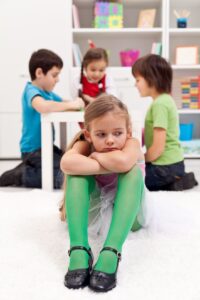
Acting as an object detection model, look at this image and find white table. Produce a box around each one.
[41,111,83,191]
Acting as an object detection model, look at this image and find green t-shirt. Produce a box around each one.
[145,94,183,165]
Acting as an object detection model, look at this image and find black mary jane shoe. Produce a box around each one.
[64,246,93,289]
[89,246,121,292]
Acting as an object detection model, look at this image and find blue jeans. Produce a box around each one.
[21,145,64,189]
[145,161,185,191]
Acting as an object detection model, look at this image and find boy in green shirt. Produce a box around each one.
[132,54,198,191]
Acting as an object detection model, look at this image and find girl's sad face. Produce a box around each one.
[84,111,131,153]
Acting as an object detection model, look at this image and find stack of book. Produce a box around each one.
[181,76,200,109]
[181,79,190,108]
[190,77,199,109]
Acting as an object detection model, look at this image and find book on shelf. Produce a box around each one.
[151,42,162,55]
[137,9,156,28]
[72,4,80,28]
[72,43,82,67]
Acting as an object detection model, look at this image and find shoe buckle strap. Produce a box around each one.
[68,246,93,259]
[100,246,122,261]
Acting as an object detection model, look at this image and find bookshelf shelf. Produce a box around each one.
[169,28,200,35]
[184,154,200,158]
[178,109,200,114]
[172,65,200,70]
[72,28,163,34]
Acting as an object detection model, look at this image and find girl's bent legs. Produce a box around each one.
[66,175,95,270]
[95,166,144,273]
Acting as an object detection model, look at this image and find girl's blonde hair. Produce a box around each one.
[84,94,131,130]
[60,94,131,221]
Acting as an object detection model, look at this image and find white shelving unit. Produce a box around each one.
[69,0,200,158]
[168,0,200,158]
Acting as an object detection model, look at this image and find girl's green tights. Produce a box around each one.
[65,166,144,273]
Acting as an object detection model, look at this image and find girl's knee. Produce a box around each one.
[67,174,95,192]
[119,165,143,183]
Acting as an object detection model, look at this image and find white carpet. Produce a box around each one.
[0,189,200,300]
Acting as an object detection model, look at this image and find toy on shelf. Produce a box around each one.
[173,9,190,28]
[88,39,96,48]
[94,1,123,29]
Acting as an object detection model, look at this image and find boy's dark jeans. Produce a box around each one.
[145,161,185,191]
[0,145,63,189]
[21,145,64,189]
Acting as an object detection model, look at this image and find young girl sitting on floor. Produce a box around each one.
[60,95,149,292]
[132,54,198,191]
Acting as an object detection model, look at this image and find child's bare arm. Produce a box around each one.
[82,94,96,104]
[90,138,141,173]
[145,128,166,162]
[32,96,84,113]
[60,141,109,175]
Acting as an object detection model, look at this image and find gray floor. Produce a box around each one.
[0,159,200,191]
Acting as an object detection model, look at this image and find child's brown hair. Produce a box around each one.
[132,54,172,94]
[29,49,63,81]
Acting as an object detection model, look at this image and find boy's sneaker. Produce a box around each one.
[169,172,198,191]
[0,163,23,187]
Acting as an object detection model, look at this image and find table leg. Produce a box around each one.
[60,122,67,152]
[41,120,53,190]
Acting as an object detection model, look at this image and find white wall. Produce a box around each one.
[0,0,70,158]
